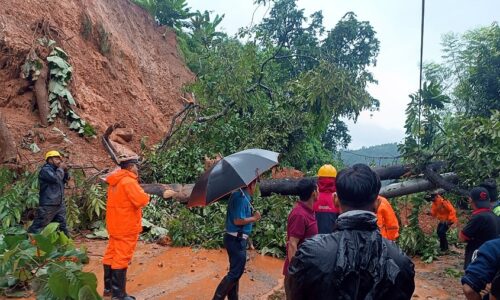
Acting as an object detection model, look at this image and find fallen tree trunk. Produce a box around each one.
[372,164,412,181]
[0,112,17,163]
[140,164,418,201]
[141,172,459,203]
[34,62,49,127]
[379,173,458,198]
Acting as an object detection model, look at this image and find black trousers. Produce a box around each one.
[28,205,68,236]
[437,222,450,251]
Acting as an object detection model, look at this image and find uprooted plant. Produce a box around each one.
[21,31,95,137]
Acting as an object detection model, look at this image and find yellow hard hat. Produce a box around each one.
[317,164,337,177]
[45,150,61,160]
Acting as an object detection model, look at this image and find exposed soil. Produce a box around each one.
[82,239,464,300]
[0,0,194,169]
[82,239,284,300]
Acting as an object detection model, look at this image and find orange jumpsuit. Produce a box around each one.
[377,196,400,241]
[103,169,149,269]
[430,195,457,223]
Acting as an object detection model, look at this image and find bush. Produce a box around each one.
[142,192,295,257]
[0,168,39,229]
[0,225,99,299]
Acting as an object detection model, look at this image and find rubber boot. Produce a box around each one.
[212,276,236,300]
[103,265,112,297]
[227,280,239,300]
[111,269,136,300]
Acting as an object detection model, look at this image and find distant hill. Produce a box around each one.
[340,143,401,167]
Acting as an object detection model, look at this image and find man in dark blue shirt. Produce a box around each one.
[28,150,70,236]
[212,180,261,300]
[462,238,500,300]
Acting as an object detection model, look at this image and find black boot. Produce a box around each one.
[213,276,236,300]
[111,269,135,300]
[103,265,112,297]
[227,280,239,300]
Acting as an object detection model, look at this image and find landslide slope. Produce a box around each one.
[0,0,193,167]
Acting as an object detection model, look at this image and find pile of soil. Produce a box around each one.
[0,0,194,169]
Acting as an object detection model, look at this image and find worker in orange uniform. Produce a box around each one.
[313,164,339,234]
[102,157,149,300]
[376,196,400,241]
[426,192,457,252]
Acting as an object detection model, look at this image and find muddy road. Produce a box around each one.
[80,239,466,300]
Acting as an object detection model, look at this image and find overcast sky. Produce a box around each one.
[187,0,499,149]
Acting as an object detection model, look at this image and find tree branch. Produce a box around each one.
[159,103,197,150]
[102,123,125,165]
[195,100,235,123]
[423,161,469,196]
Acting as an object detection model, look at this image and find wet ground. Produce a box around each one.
[81,239,466,300]
[83,239,284,300]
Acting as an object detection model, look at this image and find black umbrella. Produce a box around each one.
[187,149,280,207]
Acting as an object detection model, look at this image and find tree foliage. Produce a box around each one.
[427,23,500,117]
[401,24,499,188]
[142,0,381,182]
[133,0,194,30]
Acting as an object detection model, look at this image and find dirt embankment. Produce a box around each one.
[0,0,194,168]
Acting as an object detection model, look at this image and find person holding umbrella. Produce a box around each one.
[187,149,279,300]
[212,179,261,300]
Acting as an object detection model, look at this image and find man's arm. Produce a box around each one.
[459,231,470,242]
[39,166,60,183]
[461,240,500,298]
[233,211,261,225]
[384,204,400,240]
[462,284,482,300]
[126,181,150,208]
[287,237,300,262]
[430,202,437,217]
[460,216,480,242]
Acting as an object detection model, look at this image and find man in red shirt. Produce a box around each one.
[283,178,319,298]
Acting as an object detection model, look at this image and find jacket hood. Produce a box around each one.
[317,177,336,193]
[337,210,378,231]
[105,169,137,186]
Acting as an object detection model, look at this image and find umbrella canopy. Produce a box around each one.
[187,149,279,207]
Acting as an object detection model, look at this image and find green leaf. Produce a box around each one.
[33,234,54,254]
[48,271,70,298]
[77,272,98,290]
[65,90,76,105]
[29,143,41,153]
[4,235,25,249]
[41,222,60,236]
[52,47,69,59]
[47,55,70,71]
[48,80,66,96]
[78,285,100,300]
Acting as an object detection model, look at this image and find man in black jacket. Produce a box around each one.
[28,150,70,236]
[286,163,415,300]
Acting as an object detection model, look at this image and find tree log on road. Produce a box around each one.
[140,172,460,203]
[379,173,458,198]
